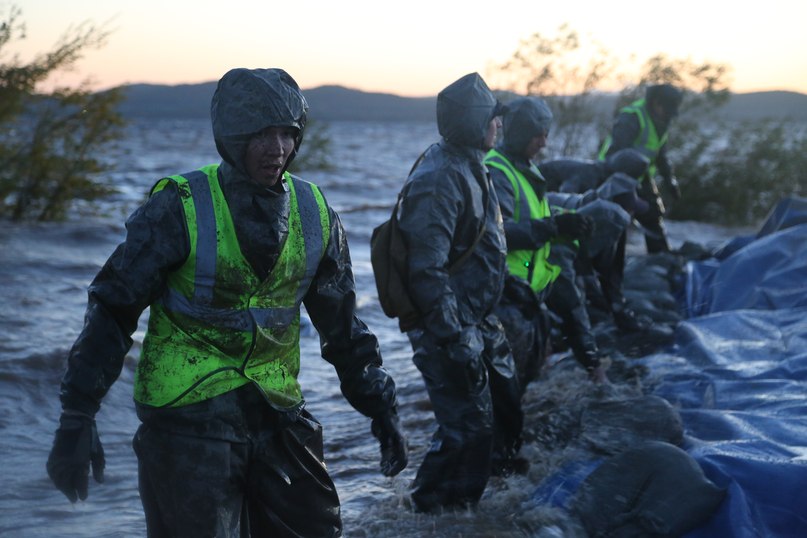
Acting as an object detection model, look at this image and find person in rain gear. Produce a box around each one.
[396,72,522,512]
[540,147,650,194]
[544,174,656,342]
[484,96,607,385]
[46,67,407,537]
[538,152,657,333]
[598,83,684,253]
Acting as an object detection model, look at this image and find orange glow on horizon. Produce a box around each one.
[12,0,807,97]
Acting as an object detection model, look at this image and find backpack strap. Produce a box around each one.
[399,148,487,274]
[448,204,485,274]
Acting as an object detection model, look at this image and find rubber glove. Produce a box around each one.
[447,338,486,392]
[47,410,105,502]
[554,212,594,240]
[371,410,408,477]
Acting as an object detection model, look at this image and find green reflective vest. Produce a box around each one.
[485,149,560,293]
[598,98,667,181]
[134,164,330,408]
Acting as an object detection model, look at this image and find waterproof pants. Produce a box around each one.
[408,315,520,512]
[133,408,341,538]
[546,243,600,369]
[482,315,526,465]
[589,228,627,309]
[546,262,599,368]
[495,277,551,391]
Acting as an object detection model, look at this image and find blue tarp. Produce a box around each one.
[534,197,807,537]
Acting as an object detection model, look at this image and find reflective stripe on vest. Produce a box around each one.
[135,164,330,408]
[598,98,667,181]
[485,150,560,292]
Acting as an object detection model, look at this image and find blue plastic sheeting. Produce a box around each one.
[756,197,807,238]
[685,197,807,317]
[645,198,807,537]
[530,458,602,510]
[532,197,807,536]
[643,307,807,537]
[711,197,807,261]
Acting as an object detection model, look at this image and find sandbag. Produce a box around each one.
[580,395,684,455]
[571,441,726,537]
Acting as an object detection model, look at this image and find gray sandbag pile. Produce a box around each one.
[570,441,726,538]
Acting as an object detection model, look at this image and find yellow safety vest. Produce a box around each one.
[485,150,560,292]
[135,164,330,408]
[598,98,667,181]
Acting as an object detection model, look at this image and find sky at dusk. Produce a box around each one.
[11,0,807,96]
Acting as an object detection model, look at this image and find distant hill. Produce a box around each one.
[115,82,218,119]
[713,91,807,121]
[114,82,807,123]
[115,83,437,122]
[305,85,435,122]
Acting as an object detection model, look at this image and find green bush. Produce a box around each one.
[670,121,806,224]
[288,120,333,174]
[0,5,125,221]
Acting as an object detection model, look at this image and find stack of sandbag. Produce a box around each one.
[527,395,726,538]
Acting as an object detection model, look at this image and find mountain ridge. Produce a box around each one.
[113,82,807,123]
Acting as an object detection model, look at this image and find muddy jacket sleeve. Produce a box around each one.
[60,185,189,415]
[303,208,397,418]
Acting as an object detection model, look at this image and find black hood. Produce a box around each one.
[210,68,308,175]
[500,96,553,157]
[436,72,500,150]
[646,83,683,117]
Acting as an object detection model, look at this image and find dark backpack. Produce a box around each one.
[370,193,421,332]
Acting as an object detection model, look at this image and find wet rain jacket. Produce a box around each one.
[486,95,560,298]
[540,148,650,194]
[540,158,609,193]
[598,98,671,182]
[61,69,397,438]
[547,185,631,262]
[397,74,507,344]
[485,148,560,293]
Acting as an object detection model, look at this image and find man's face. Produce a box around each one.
[524,130,549,161]
[483,116,502,151]
[244,126,297,187]
[649,101,674,124]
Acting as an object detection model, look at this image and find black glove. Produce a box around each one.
[554,212,594,240]
[447,339,486,392]
[47,410,105,502]
[529,218,558,245]
[371,410,408,477]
